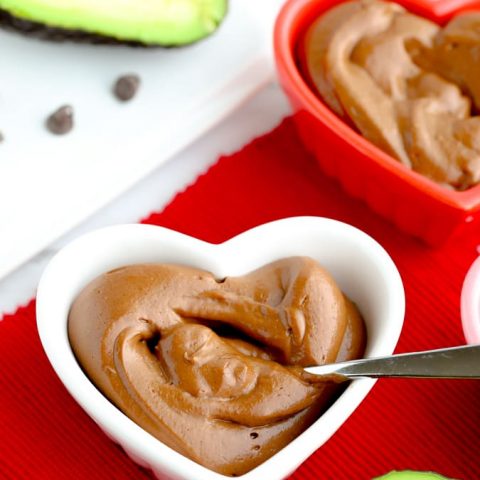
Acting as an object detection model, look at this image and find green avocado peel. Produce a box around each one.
[0,0,228,45]
[375,471,454,480]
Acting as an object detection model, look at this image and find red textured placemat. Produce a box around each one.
[2,117,480,480]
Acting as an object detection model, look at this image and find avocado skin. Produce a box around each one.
[0,5,227,47]
[0,9,140,45]
[374,471,454,479]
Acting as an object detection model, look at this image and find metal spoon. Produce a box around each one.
[304,345,480,381]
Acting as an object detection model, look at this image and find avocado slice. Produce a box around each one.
[0,0,227,46]
[375,471,454,480]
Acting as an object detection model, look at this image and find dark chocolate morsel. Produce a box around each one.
[113,74,141,102]
[46,105,74,135]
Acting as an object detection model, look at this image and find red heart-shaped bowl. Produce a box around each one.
[274,0,480,246]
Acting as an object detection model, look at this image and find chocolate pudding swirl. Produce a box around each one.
[304,0,480,190]
[68,257,366,476]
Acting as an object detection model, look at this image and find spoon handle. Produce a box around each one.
[304,345,480,380]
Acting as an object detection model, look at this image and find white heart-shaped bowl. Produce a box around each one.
[36,217,405,480]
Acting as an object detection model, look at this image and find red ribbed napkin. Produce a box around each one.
[2,117,480,480]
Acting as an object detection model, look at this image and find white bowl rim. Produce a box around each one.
[461,255,480,344]
[36,216,405,480]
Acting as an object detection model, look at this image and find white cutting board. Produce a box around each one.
[0,0,282,281]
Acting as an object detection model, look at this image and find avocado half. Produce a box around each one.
[0,0,228,46]
[375,471,453,480]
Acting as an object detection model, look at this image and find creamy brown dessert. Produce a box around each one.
[304,0,480,190]
[68,257,366,476]
[414,13,480,113]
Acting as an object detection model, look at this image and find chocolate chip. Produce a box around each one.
[250,432,258,439]
[113,74,141,101]
[46,105,74,135]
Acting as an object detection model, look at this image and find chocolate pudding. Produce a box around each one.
[68,257,366,476]
[304,0,480,190]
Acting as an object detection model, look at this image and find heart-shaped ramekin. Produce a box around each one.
[274,0,480,246]
[36,217,405,480]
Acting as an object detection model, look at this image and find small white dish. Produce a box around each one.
[36,217,405,480]
[461,256,480,344]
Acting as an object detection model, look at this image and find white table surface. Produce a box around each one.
[0,0,283,281]
[0,84,291,316]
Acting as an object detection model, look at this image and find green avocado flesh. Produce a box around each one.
[0,0,228,45]
[375,471,453,480]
